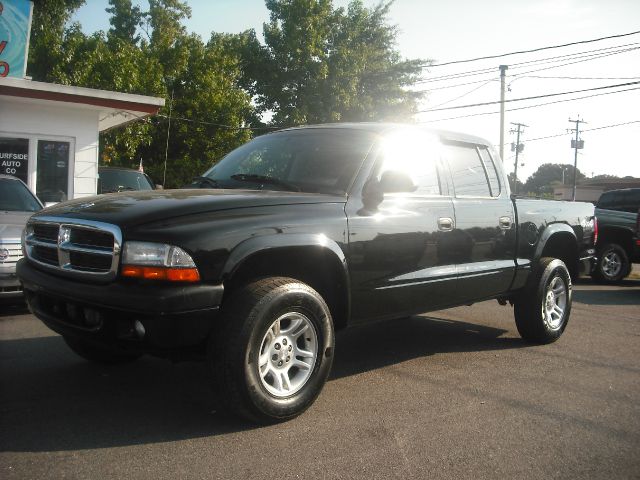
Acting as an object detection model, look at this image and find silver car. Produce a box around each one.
[0,175,43,301]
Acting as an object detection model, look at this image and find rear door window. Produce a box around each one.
[444,143,491,197]
[478,147,501,197]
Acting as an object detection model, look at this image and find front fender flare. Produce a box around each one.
[221,233,348,280]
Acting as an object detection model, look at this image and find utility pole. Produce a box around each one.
[568,116,586,201]
[163,83,175,188]
[510,122,527,195]
[499,65,508,162]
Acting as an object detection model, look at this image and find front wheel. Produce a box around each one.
[514,257,572,344]
[207,277,334,423]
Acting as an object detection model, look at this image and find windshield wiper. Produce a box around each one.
[190,176,220,188]
[230,174,301,192]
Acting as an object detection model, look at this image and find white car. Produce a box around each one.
[0,175,43,302]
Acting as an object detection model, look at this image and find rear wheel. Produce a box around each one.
[207,277,334,423]
[591,242,630,284]
[514,257,572,344]
[63,336,141,364]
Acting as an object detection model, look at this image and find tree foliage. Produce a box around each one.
[27,0,86,82]
[523,163,586,196]
[245,0,425,126]
[106,0,143,44]
[26,0,426,187]
[507,172,524,194]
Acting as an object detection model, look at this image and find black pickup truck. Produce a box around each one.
[17,123,596,422]
[591,188,640,283]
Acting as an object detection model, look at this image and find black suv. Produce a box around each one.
[592,188,640,283]
[98,167,156,194]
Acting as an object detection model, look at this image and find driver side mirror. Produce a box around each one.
[362,179,384,212]
[379,170,417,194]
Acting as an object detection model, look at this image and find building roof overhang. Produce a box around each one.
[0,77,165,131]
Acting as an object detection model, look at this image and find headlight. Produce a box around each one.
[121,241,200,282]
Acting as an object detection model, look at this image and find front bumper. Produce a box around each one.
[0,273,23,300]
[17,259,224,354]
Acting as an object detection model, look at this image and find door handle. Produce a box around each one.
[499,216,512,230]
[438,217,454,232]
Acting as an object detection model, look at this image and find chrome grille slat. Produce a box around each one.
[24,217,122,282]
[0,242,23,265]
[60,243,113,256]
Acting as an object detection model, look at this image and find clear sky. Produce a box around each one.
[73,0,640,181]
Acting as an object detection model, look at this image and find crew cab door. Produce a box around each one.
[345,131,458,323]
[440,140,517,302]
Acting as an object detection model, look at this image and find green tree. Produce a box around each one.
[591,174,620,181]
[27,0,86,82]
[27,0,257,188]
[144,0,192,80]
[136,33,255,187]
[245,0,425,126]
[523,163,586,196]
[106,0,143,44]
[507,172,524,194]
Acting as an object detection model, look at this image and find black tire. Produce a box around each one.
[63,336,142,364]
[514,257,572,344]
[591,242,630,284]
[207,277,334,423]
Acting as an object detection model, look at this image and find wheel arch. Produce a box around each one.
[596,226,634,256]
[221,234,350,330]
[534,224,579,278]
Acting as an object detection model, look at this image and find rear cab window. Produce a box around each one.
[443,142,499,198]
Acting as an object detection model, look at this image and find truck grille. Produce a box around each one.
[24,217,122,281]
[0,242,23,266]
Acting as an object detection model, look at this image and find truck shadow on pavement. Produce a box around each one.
[0,315,523,452]
[331,315,521,380]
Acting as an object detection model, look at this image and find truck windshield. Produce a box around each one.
[98,169,155,193]
[199,129,376,194]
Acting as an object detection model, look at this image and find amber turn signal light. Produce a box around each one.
[121,265,200,282]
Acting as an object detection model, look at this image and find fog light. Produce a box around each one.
[83,308,103,328]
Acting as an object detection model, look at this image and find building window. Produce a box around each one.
[36,140,70,203]
[0,137,29,184]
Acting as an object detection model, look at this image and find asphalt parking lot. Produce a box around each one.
[1,277,639,480]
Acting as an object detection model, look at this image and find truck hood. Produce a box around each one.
[1,211,34,240]
[30,189,346,228]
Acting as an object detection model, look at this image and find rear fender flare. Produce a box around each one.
[533,223,577,264]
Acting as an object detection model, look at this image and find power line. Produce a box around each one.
[415,76,499,91]
[417,87,640,123]
[156,114,278,131]
[417,69,640,93]
[509,46,640,78]
[526,120,640,142]
[421,30,640,67]
[418,81,640,113]
[417,42,640,83]
[424,80,496,109]
[509,75,640,81]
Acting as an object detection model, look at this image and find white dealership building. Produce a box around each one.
[0,76,164,202]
